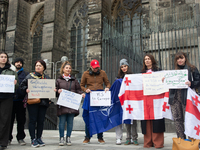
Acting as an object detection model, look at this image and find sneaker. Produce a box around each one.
[83,137,90,144]
[98,138,105,144]
[59,137,64,146]
[133,140,139,145]
[31,139,39,148]
[124,140,131,145]
[18,139,26,146]
[8,140,11,145]
[37,138,45,146]
[116,139,121,145]
[66,137,71,146]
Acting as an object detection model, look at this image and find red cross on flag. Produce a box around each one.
[162,92,173,120]
[185,88,200,139]
[118,73,171,121]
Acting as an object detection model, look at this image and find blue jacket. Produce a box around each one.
[14,68,28,101]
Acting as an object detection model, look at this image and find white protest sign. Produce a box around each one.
[164,69,188,89]
[143,72,168,95]
[57,89,82,110]
[28,79,55,98]
[0,75,15,93]
[90,91,111,106]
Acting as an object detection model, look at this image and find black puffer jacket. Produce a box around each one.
[169,65,200,106]
[20,72,51,107]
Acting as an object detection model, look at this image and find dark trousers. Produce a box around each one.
[27,104,47,140]
[9,101,26,141]
[85,125,103,139]
[0,98,13,147]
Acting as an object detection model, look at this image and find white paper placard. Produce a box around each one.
[57,89,82,110]
[164,69,188,89]
[28,79,55,98]
[143,72,168,95]
[0,75,15,93]
[90,91,111,106]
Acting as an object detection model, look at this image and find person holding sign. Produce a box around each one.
[20,60,51,148]
[81,59,111,144]
[168,52,200,140]
[115,59,138,146]
[141,54,165,149]
[0,52,18,150]
[56,61,84,146]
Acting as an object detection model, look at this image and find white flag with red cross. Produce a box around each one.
[162,92,173,120]
[118,73,172,121]
[185,88,200,139]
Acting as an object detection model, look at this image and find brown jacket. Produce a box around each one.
[80,69,111,92]
[56,75,82,116]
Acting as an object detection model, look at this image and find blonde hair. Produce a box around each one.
[60,61,72,75]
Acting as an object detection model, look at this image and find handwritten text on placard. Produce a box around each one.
[0,75,15,93]
[143,72,168,95]
[28,79,55,98]
[57,89,82,110]
[90,91,111,106]
[164,69,188,89]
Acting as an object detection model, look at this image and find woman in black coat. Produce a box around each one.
[141,54,165,149]
[20,60,50,148]
[169,51,200,139]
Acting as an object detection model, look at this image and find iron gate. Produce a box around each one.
[102,1,200,84]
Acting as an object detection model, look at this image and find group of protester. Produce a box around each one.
[0,50,199,149]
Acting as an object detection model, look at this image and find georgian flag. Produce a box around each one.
[118,73,173,121]
[185,88,200,139]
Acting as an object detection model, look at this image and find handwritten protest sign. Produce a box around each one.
[164,69,188,89]
[90,91,111,106]
[57,89,82,110]
[143,72,168,95]
[0,75,15,93]
[28,79,55,98]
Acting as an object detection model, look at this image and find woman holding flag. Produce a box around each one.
[115,59,139,146]
[56,61,85,146]
[169,51,200,140]
[141,54,165,149]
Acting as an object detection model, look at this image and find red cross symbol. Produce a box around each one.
[124,77,131,86]
[192,95,200,106]
[126,105,133,114]
[194,125,200,136]
[162,102,170,112]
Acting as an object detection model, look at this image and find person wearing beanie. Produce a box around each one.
[80,59,111,144]
[8,58,28,146]
[115,59,138,146]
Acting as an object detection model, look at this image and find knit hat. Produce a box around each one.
[120,59,129,66]
[13,58,24,67]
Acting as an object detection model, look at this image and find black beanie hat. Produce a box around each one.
[13,58,24,66]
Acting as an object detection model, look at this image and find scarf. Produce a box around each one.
[63,74,71,81]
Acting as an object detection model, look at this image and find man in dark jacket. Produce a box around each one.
[9,58,28,146]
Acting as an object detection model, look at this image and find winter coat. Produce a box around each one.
[169,64,200,106]
[14,68,29,101]
[80,69,111,92]
[20,72,50,107]
[0,64,18,99]
[141,67,165,134]
[56,75,82,117]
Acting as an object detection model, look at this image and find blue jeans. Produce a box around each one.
[59,114,75,137]
[85,125,103,139]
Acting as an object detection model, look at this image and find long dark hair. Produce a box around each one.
[141,54,158,73]
[117,65,132,79]
[0,51,9,65]
[174,51,195,71]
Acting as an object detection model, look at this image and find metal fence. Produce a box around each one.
[102,2,200,84]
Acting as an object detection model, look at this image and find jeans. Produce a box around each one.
[85,125,103,139]
[59,114,75,137]
[27,104,47,140]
